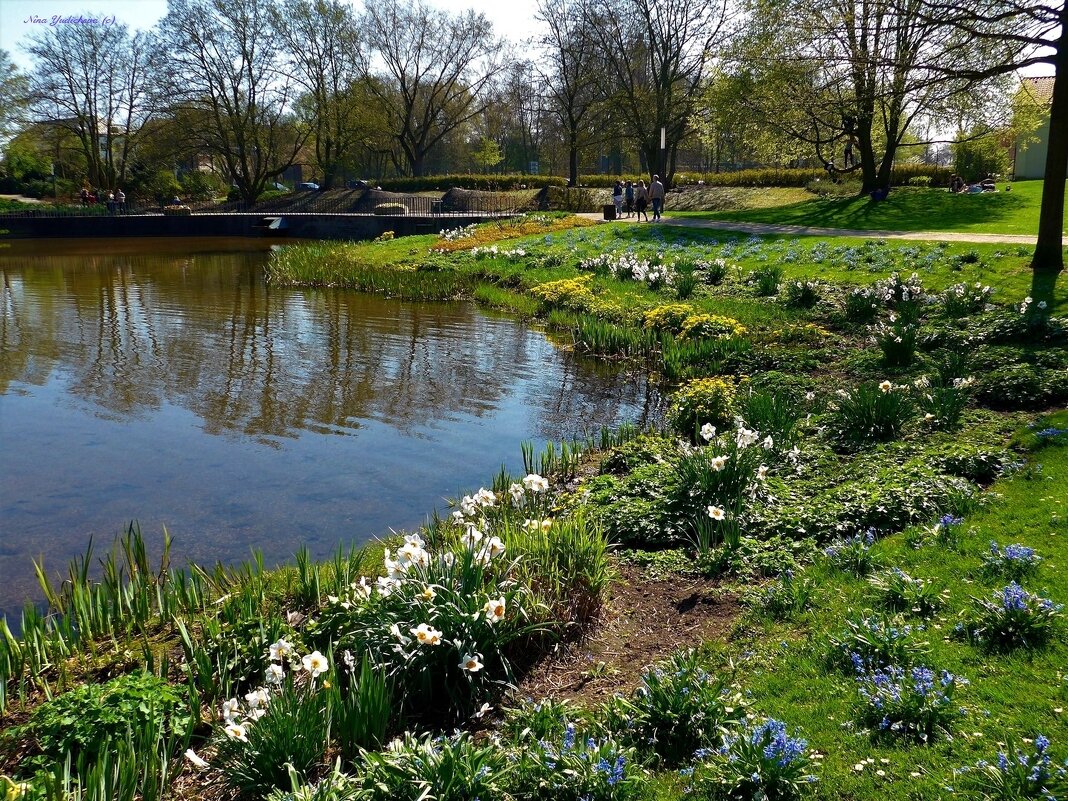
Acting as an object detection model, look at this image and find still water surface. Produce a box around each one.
[0,238,657,619]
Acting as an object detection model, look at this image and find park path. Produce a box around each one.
[579,212,1065,246]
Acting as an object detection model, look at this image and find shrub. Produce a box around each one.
[377,172,566,192]
[783,280,820,309]
[643,304,695,333]
[668,378,737,440]
[823,530,881,576]
[982,542,1042,581]
[16,673,188,771]
[855,665,966,743]
[739,387,803,446]
[874,320,918,367]
[965,736,1067,800]
[868,568,946,617]
[830,612,930,673]
[692,718,817,800]
[603,650,746,766]
[511,728,645,801]
[941,282,994,317]
[829,382,914,445]
[914,377,970,431]
[210,667,330,797]
[531,275,595,310]
[356,733,510,801]
[750,265,784,296]
[908,175,933,187]
[678,313,746,341]
[962,583,1062,651]
[843,287,881,324]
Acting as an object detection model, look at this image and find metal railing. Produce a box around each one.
[0,189,533,219]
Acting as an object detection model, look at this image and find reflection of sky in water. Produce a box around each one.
[0,239,659,620]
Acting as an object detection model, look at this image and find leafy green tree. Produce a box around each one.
[952,128,1011,180]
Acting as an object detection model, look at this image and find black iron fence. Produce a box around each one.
[0,188,534,219]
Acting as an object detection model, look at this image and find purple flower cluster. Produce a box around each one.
[856,665,966,741]
[752,719,808,768]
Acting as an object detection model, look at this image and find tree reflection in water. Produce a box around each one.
[0,238,659,619]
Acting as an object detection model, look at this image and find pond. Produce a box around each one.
[0,238,659,621]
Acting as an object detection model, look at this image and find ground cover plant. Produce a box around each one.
[3,213,1068,801]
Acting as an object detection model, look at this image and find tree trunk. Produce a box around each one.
[1030,31,1067,278]
[568,140,579,186]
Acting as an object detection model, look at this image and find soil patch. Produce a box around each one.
[516,564,740,709]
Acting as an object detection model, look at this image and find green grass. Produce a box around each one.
[671,180,1067,236]
[714,431,1068,800]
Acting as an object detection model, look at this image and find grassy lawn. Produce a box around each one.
[670,180,1067,236]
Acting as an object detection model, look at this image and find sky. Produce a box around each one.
[0,0,545,69]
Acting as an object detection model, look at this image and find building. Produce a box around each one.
[1013,76,1055,180]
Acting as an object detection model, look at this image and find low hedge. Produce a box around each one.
[377,173,566,192]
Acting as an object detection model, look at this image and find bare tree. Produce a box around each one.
[22,23,152,189]
[588,0,731,186]
[0,50,28,146]
[536,0,603,185]
[359,0,503,177]
[155,0,308,203]
[272,0,365,188]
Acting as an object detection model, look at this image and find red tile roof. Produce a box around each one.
[1020,76,1056,106]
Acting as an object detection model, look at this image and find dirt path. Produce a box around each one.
[579,212,1065,245]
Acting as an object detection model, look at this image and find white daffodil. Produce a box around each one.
[475,488,497,507]
[508,482,525,503]
[184,748,209,769]
[404,532,425,548]
[484,597,506,624]
[420,585,437,602]
[461,524,484,550]
[247,707,267,721]
[390,622,411,644]
[736,428,759,449]
[878,380,893,393]
[757,465,769,480]
[762,435,774,450]
[356,576,372,598]
[221,697,240,722]
[484,536,506,559]
[411,622,443,646]
[377,575,400,597]
[302,650,329,677]
[523,473,549,493]
[266,663,285,685]
[707,505,726,521]
[268,638,293,661]
[245,688,270,709]
[710,455,727,471]
[460,495,478,517]
[460,653,484,672]
[700,423,717,441]
[224,723,248,742]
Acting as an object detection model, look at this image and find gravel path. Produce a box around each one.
[579,212,1065,246]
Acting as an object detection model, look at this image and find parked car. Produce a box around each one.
[296,182,320,191]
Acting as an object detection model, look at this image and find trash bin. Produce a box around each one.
[603,204,616,221]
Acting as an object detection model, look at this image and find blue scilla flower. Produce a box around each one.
[1036,734,1050,753]
[562,724,575,752]
[609,755,625,785]
[1001,582,1030,611]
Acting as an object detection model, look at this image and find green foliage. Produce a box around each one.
[179,170,225,201]
[953,129,1011,181]
[962,583,1062,652]
[752,570,816,620]
[750,265,784,296]
[13,672,189,772]
[376,173,566,192]
[603,650,745,766]
[829,612,930,672]
[210,677,330,797]
[668,378,738,440]
[691,718,817,800]
[328,656,392,766]
[355,733,510,801]
[784,280,820,309]
[868,568,946,617]
[823,531,882,577]
[829,382,914,445]
[738,386,803,446]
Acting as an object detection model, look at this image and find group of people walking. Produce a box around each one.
[80,186,128,214]
[612,175,666,222]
